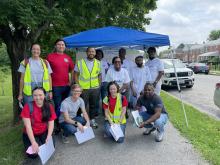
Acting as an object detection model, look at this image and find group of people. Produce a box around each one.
[18,39,168,158]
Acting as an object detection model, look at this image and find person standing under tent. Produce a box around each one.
[145,47,164,95]
[74,47,101,128]
[95,49,110,115]
[130,56,152,108]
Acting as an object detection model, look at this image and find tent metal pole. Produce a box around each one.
[172,59,189,127]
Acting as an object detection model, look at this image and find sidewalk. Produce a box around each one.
[24,117,209,165]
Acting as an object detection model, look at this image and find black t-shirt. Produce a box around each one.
[136,94,167,115]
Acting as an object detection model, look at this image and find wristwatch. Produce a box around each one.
[74,121,78,126]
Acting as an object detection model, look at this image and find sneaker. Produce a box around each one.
[90,119,98,129]
[143,127,156,135]
[62,134,70,144]
[155,129,164,142]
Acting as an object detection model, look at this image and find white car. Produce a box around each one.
[161,59,194,88]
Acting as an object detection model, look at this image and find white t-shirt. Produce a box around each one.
[121,58,135,77]
[101,59,109,82]
[145,58,164,95]
[145,58,164,84]
[105,68,130,88]
[131,66,152,95]
[18,58,53,83]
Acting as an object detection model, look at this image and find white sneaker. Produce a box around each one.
[155,129,164,142]
[90,119,98,129]
[62,134,70,144]
[143,127,156,135]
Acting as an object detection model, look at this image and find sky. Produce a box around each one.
[145,0,220,49]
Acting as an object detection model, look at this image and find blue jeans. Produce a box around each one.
[104,121,126,143]
[139,111,168,133]
[60,116,86,137]
[52,86,70,117]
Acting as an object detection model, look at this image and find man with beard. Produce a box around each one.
[145,47,164,95]
[74,47,101,128]
[130,56,152,107]
[136,83,168,142]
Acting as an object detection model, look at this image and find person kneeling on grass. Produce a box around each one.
[20,87,56,159]
[103,81,128,143]
[59,84,90,143]
[136,83,168,142]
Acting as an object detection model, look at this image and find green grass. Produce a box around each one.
[0,73,24,165]
[161,91,220,165]
[0,125,23,165]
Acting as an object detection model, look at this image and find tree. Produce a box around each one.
[0,0,157,123]
[208,30,220,41]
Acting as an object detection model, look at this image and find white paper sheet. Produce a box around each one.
[75,126,95,144]
[38,137,55,165]
[109,124,124,141]
[131,110,143,127]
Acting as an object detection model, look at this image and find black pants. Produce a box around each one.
[23,131,54,159]
[81,88,100,120]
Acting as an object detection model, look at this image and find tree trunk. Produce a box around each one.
[6,39,31,124]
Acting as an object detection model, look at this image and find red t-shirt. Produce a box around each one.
[20,102,57,135]
[47,53,74,87]
[103,95,128,113]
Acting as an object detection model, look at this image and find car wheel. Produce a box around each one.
[186,85,193,88]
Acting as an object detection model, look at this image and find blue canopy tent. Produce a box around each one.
[63,26,170,49]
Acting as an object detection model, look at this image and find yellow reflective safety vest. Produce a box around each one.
[103,93,126,124]
[77,59,101,89]
[21,58,50,96]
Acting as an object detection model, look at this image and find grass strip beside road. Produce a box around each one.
[161,91,220,165]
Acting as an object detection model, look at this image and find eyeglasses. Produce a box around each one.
[73,90,82,93]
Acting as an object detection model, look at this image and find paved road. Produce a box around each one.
[23,117,209,165]
[165,74,220,119]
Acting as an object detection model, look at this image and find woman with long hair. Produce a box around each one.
[103,81,128,143]
[20,87,56,158]
[18,43,53,104]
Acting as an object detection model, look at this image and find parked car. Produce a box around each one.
[187,63,209,74]
[161,59,194,88]
[214,82,220,108]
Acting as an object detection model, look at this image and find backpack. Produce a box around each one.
[23,58,48,68]
[27,102,34,115]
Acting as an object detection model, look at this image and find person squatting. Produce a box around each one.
[18,42,168,159]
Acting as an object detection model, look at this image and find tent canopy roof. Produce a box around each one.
[63,26,170,49]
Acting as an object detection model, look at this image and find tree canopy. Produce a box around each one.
[0,0,157,122]
[208,30,220,41]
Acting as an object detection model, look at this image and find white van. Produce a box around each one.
[161,59,194,88]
